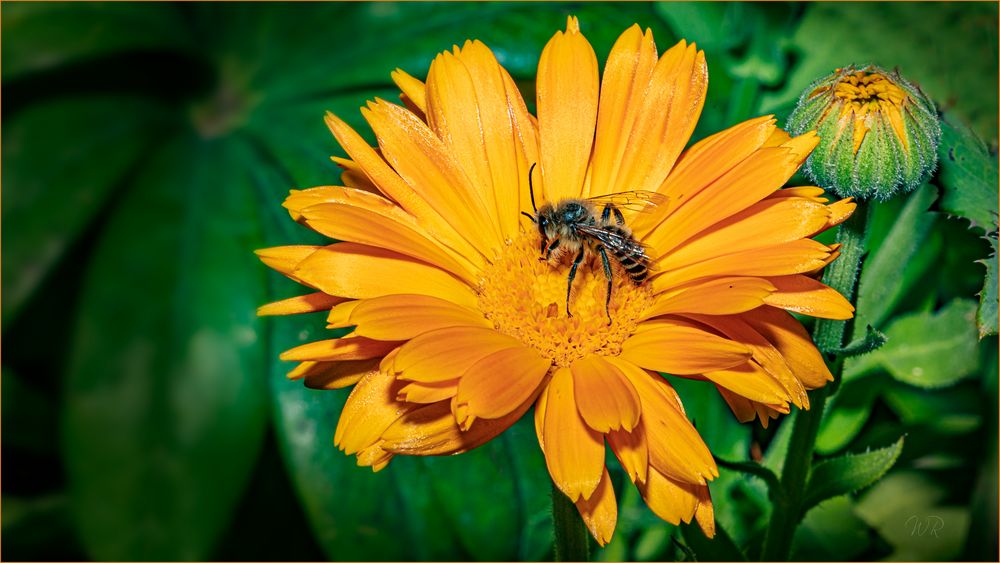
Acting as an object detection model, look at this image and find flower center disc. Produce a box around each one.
[834,71,908,113]
[478,234,655,367]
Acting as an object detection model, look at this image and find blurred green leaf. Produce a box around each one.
[804,437,904,512]
[763,3,999,140]
[2,494,83,561]
[790,496,871,561]
[681,520,745,562]
[978,236,998,338]
[2,369,58,454]
[63,135,269,560]
[855,471,971,561]
[1,3,192,80]
[854,183,938,334]
[1,97,165,326]
[937,114,1000,233]
[845,299,980,387]
[816,376,886,455]
[881,382,982,435]
[654,2,749,52]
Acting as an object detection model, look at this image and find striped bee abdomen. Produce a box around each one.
[600,225,648,285]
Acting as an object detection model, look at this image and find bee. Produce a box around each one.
[521,163,666,324]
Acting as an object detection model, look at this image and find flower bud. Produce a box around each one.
[787,64,941,201]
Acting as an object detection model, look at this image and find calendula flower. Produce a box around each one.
[787,64,941,200]
[258,18,855,545]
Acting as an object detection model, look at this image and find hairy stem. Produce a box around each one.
[760,202,871,561]
[552,482,590,562]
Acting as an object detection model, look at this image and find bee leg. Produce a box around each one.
[565,248,585,318]
[600,204,613,223]
[612,206,625,226]
[541,238,560,261]
[597,245,614,325]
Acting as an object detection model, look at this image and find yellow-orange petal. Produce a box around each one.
[294,243,478,308]
[350,294,490,341]
[356,442,394,472]
[763,275,855,320]
[612,41,707,197]
[648,132,820,254]
[608,424,649,484]
[391,68,427,114]
[326,300,361,329]
[426,40,528,241]
[280,335,398,362]
[591,24,657,198]
[334,368,413,455]
[393,326,525,382]
[256,245,321,281]
[571,355,641,433]
[396,379,458,404]
[652,239,833,290]
[380,394,533,455]
[453,346,551,425]
[537,16,599,201]
[687,314,808,408]
[716,386,757,423]
[662,197,831,271]
[639,468,701,525]
[608,357,717,485]
[621,320,751,375]
[766,185,829,202]
[293,358,380,390]
[633,116,777,237]
[643,276,776,319]
[362,99,502,255]
[700,362,792,405]
[694,485,716,538]
[575,467,618,547]
[301,201,478,284]
[324,112,483,265]
[258,292,345,316]
[744,306,833,389]
[541,367,605,502]
[816,197,856,234]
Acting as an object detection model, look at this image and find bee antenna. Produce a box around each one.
[528,162,538,213]
[520,211,536,223]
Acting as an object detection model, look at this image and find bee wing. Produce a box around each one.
[586,190,669,213]
[574,224,648,257]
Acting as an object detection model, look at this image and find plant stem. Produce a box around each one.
[760,202,871,561]
[552,482,590,562]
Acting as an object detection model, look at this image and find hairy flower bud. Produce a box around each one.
[787,65,941,200]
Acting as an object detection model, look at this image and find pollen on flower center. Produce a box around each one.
[477,233,655,367]
[831,70,908,114]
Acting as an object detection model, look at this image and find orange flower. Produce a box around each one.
[257,17,855,545]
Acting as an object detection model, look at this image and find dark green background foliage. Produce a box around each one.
[2,2,996,561]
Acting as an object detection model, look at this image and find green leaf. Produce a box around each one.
[854,183,938,334]
[803,437,904,512]
[816,376,886,454]
[681,519,746,562]
[1,3,193,80]
[762,3,999,140]
[881,382,982,434]
[977,236,998,338]
[855,471,971,560]
[937,114,1000,233]
[63,135,269,560]
[790,496,872,561]
[2,368,58,454]
[845,299,981,387]
[2,495,83,561]
[654,2,750,53]
[1,97,165,326]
